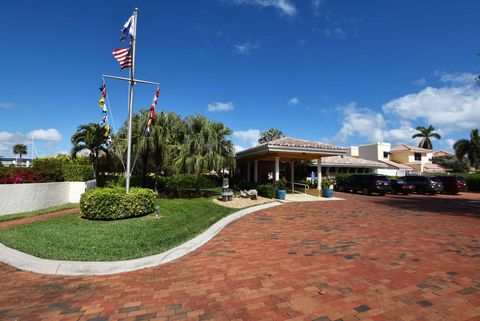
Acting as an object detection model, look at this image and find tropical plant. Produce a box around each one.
[453,128,480,170]
[432,155,469,173]
[411,125,441,150]
[258,128,285,144]
[12,144,27,166]
[71,123,108,178]
[174,115,234,191]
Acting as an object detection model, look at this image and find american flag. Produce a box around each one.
[112,47,132,70]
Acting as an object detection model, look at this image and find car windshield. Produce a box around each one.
[396,179,406,184]
[430,177,440,182]
[374,175,389,182]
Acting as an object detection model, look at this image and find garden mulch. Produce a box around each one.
[0,207,80,230]
[0,192,480,320]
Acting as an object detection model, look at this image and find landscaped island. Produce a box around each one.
[0,198,236,261]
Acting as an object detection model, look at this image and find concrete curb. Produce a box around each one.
[0,202,282,276]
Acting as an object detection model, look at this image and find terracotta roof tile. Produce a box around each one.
[265,137,345,151]
[379,159,413,170]
[390,144,432,153]
[321,156,388,168]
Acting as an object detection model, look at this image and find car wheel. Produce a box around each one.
[362,188,370,195]
[392,190,397,195]
[417,187,424,194]
[403,192,408,195]
[379,192,385,196]
[428,191,435,195]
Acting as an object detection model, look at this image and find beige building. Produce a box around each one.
[352,142,445,175]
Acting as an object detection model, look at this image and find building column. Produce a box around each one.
[247,161,251,182]
[274,157,280,182]
[254,160,258,183]
[290,161,294,193]
[317,158,322,192]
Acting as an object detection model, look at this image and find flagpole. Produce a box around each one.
[125,7,138,193]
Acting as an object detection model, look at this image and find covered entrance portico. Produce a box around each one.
[235,137,347,195]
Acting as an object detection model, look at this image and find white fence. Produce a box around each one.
[0,180,96,216]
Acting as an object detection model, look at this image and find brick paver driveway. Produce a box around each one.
[1,193,479,321]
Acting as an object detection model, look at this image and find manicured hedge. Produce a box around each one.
[256,184,275,199]
[32,158,65,182]
[96,174,156,189]
[80,187,156,220]
[62,165,94,182]
[156,174,219,197]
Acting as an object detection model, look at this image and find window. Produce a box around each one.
[383,151,389,159]
[414,153,421,161]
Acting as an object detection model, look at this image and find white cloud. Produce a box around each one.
[444,138,456,150]
[228,0,297,17]
[26,128,62,141]
[0,102,15,109]
[312,0,324,15]
[335,103,386,142]
[324,27,346,38]
[413,78,427,87]
[288,97,300,106]
[233,42,259,55]
[232,129,261,147]
[0,131,14,141]
[207,101,234,112]
[234,145,246,153]
[436,71,475,86]
[383,85,480,131]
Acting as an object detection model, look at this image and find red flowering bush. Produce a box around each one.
[0,168,45,184]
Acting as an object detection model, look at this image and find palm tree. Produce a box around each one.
[453,128,480,170]
[258,128,285,144]
[71,123,108,178]
[411,125,441,150]
[13,144,27,166]
[175,115,234,191]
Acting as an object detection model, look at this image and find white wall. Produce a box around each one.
[358,142,391,161]
[0,180,96,216]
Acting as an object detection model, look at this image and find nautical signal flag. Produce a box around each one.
[120,15,135,41]
[112,47,132,70]
[99,96,105,108]
[99,80,107,97]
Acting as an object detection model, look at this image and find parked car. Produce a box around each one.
[437,176,468,194]
[390,179,415,195]
[336,174,392,195]
[398,175,443,195]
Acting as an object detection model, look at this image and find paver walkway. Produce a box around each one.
[0,207,79,230]
[0,193,479,321]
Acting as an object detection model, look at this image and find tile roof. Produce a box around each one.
[264,137,346,151]
[423,163,446,170]
[378,159,413,170]
[390,144,432,153]
[432,151,453,157]
[321,156,388,168]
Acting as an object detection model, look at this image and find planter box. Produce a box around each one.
[0,180,96,216]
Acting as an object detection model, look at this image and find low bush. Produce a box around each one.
[62,165,94,182]
[256,184,275,198]
[97,174,155,189]
[80,187,156,220]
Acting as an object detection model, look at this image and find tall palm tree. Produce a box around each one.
[71,123,108,178]
[453,128,480,170]
[258,128,285,144]
[13,144,27,166]
[411,125,441,150]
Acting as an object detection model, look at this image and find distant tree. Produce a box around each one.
[411,125,441,150]
[71,123,107,178]
[258,128,285,144]
[453,128,480,170]
[13,144,27,166]
[432,155,469,173]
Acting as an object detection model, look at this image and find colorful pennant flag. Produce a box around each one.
[144,85,160,137]
[120,15,134,41]
[112,47,132,70]
[99,96,105,108]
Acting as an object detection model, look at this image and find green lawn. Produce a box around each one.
[0,198,236,261]
[0,203,79,223]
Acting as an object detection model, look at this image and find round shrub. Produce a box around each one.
[80,187,156,220]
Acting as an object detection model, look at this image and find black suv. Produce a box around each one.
[398,175,444,195]
[336,174,392,195]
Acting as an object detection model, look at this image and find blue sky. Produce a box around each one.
[1,0,480,157]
